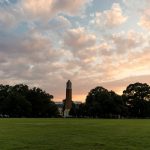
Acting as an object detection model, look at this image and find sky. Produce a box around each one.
[0,0,150,102]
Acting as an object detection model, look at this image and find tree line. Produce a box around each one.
[0,84,58,117]
[0,82,150,118]
[70,82,150,118]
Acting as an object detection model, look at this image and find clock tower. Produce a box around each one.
[63,80,72,117]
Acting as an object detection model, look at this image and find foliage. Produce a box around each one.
[85,86,125,118]
[0,84,58,117]
[1,82,150,118]
[69,102,87,117]
[123,82,150,117]
[81,82,150,118]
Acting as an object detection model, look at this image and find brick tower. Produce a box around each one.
[63,80,72,117]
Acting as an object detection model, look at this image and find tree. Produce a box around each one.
[85,86,124,118]
[2,92,32,117]
[69,102,77,117]
[123,82,150,117]
[77,103,87,117]
[0,84,11,115]
[27,87,58,117]
[86,87,108,117]
[0,84,58,118]
[109,91,127,117]
[48,101,58,117]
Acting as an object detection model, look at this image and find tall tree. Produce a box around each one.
[85,86,124,118]
[123,82,150,117]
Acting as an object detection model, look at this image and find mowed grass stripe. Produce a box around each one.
[0,119,150,150]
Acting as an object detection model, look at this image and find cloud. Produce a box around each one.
[0,0,150,102]
[99,74,150,94]
[96,43,113,56]
[64,27,96,50]
[63,27,97,65]
[0,0,90,29]
[0,10,15,27]
[48,15,71,30]
[138,8,150,30]
[21,0,90,21]
[105,30,147,54]
[0,29,72,79]
[100,45,150,81]
[91,3,127,28]
[0,28,149,101]
[63,29,150,84]
[56,16,71,27]
[0,2,21,28]
[123,0,150,31]
[0,28,75,100]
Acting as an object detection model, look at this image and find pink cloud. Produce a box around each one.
[21,0,90,21]
[64,27,96,50]
[139,8,150,30]
[91,3,127,28]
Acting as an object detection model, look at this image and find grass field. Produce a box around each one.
[0,119,150,150]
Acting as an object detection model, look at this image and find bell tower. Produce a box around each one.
[63,80,72,117]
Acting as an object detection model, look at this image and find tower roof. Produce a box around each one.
[66,80,72,89]
[67,80,71,83]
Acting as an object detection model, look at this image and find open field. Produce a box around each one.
[0,119,150,150]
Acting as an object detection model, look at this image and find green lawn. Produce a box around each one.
[0,119,150,150]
